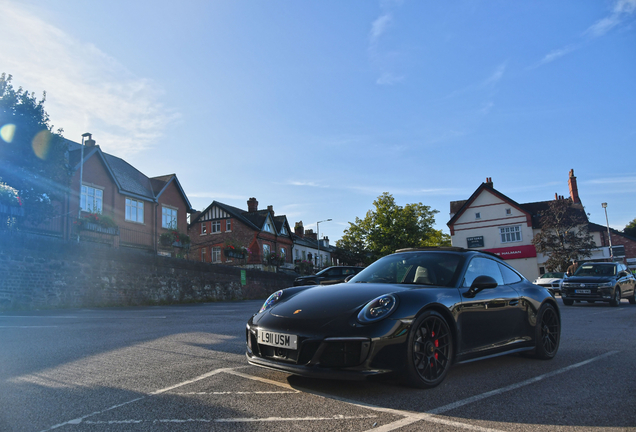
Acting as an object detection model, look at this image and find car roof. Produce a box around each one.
[394,247,501,259]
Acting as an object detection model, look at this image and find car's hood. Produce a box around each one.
[565,276,613,284]
[270,283,407,320]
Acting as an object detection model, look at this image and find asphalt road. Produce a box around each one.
[1,297,634,431]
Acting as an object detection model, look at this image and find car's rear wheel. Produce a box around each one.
[403,310,453,388]
[610,288,621,307]
[534,303,560,359]
[562,299,574,306]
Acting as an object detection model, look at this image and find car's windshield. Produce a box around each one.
[349,252,464,287]
[574,264,616,277]
[541,272,564,279]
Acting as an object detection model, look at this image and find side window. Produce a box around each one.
[499,263,523,284]
[463,257,504,287]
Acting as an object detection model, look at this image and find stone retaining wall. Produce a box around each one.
[0,232,295,310]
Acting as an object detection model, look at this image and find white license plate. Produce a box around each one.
[575,289,591,294]
[258,330,298,350]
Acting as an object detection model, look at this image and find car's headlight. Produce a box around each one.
[357,294,398,324]
[598,282,613,288]
[259,290,283,313]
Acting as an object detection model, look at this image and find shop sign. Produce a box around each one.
[484,245,537,260]
[466,236,484,248]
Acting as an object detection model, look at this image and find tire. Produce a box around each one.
[562,299,574,306]
[629,296,636,305]
[534,303,560,360]
[610,287,621,307]
[402,310,453,388]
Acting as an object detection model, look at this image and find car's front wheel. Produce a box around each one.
[610,288,621,307]
[403,310,453,388]
[534,303,560,359]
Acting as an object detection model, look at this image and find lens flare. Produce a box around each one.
[32,130,52,159]
[1,124,16,143]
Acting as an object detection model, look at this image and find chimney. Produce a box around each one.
[247,197,258,212]
[267,205,274,216]
[485,177,493,188]
[294,221,304,237]
[304,229,317,240]
[84,133,96,147]
[568,169,580,204]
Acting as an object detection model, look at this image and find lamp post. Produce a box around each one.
[316,218,332,270]
[602,203,613,261]
[77,133,91,242]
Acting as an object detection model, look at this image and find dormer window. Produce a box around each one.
[264,222,273,233]
[281,226,287,235]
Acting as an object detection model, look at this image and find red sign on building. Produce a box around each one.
[484,245,537,260]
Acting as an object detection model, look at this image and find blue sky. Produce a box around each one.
[1,0,635,242]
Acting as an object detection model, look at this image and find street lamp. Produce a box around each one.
[77,133,91,242]
[316,218,332,270]
[602,203,613,261]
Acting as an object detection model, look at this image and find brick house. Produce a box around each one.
[189,197,293,271]
[66,135,193,253]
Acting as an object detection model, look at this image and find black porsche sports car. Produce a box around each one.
[246,247,560,388]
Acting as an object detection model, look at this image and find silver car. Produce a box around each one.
[533,272,567,295]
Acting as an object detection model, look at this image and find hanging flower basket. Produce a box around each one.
[75,212,119,235]
[160,229,190,248]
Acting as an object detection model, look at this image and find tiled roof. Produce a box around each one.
[67,139,192,210]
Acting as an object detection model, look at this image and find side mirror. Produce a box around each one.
[344,275,354,283]
[464,275,498,298]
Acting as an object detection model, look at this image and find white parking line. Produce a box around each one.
[82,414,378,425]
[40,351,621,432]
[427,350,619,414]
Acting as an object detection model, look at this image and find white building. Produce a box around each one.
[447,170,609,281]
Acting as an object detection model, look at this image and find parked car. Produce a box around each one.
[247,247,560,388]
[533,272,567,295]
[561,261,636,306]
[293,266,364,286]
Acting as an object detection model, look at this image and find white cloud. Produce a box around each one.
[586,0,636,37]
[376,72,404,85]
[481,62,507,88]
[0,3,178,157]
[534,0,636,67]
[370,13,393,44]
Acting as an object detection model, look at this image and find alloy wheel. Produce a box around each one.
[412,314,452,385]
[540,307,559,356]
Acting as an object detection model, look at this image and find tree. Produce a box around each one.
[531,199,596,272]
[624,218,636,238]
[335,192,445,265]
[0,73,70,225]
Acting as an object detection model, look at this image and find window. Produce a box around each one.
[226,219,231,231]
[201,248,206,262]
[499,263,523,284]
[263,244,271,257]
[302,250,306,260]
[281,226,287,234]
[463,257,504,287]
[125,198,144,223]
[201,222,207,235]
[162,207,178,229]
[264,222,273,233]
[500,225,521,243]
[211,220,221,233]
[475,212,481,220]
[212,247,221,263]
[81,185,103,213]
[295,249,300,259]
[280,248,286,262]
[506,208,512,215]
